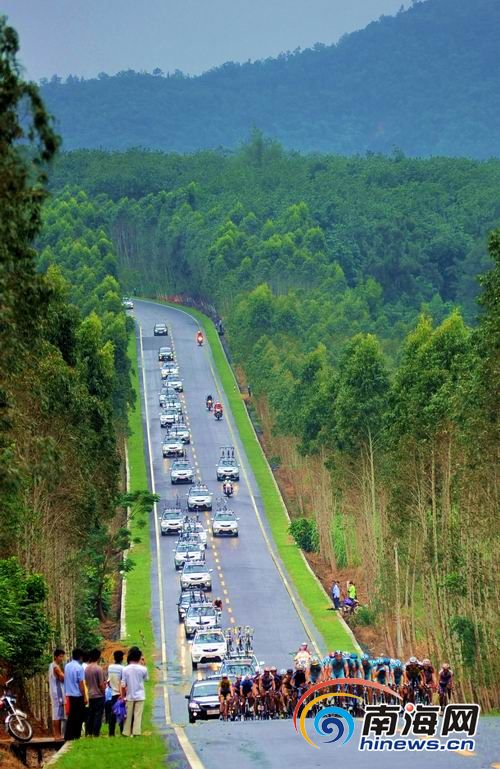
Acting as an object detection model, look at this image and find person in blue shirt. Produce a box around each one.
[331,580,341,611]
[64,648,87,740]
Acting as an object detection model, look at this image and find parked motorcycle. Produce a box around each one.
[0,679,33,742]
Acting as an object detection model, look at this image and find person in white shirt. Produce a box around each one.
[121,646,148,737]
[48,648,65,740]
[106,650,125,736]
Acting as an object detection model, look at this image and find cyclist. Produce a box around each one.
[309,656,323,685]
[438,663,453,709]
[206,394,213,410]
[391,659,405,694]
[373,657,392,687]
[197,330,203,346]
[421,658,436,703]
[405,657,423,703]
[231,675,242,717]
[240,674,254,716]
[330,651,348,680]
[292,662,308,694]
[281,669,294,715]
[360,653,373,681]
[218,674,233,720]
[270,666,283,715]
[259,667,276,717]
[347,652,361,679]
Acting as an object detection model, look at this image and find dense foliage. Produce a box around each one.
[0,18,136,711]
[40,0,500,158]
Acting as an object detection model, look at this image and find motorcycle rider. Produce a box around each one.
[222,479,234,497]
[196,330,203,346]
[294,643,311,668]
[206,394,213,410]
[213,401,223,418]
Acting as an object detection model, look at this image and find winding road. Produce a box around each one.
[133,299,498,769]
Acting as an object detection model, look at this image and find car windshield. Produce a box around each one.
[195,632,224,644]
[180,592,203,605]
[173,461,190,469]
[191,487,208,494]
[220,459,236,466]
[221,664,254,677]
[159,348,171,353]
[192,682,218,698]
[215,513,235,521]
[177,542,199,552]
[183,563,206,573]
[187,606,214,617]
[163,511,181,519]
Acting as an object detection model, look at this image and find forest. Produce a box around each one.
[39,0,500,158]
[0,19,148,723]
[44,138,500,707]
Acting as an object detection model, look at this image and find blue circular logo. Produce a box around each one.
[313,706,355,745]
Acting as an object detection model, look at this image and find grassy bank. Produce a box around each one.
[57,329,165,768]
[154,298,355,652]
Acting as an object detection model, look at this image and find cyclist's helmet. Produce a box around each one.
[286,669,293,675]
[334,650,342,657]
[235,674,242,680]
[409,656,417,664]
[299,643,308,650]
[362,653,370,660]
[243,674,251,681]
[311,657,320,665]
[383,658,390,665]
[350,652,358,660]
[280,669,287,676]
[254,667,261,674]
[264,667,270,673]
[270,666,277,672]
[394,659,402,668]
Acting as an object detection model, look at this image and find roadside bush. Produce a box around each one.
[289,517,319,552]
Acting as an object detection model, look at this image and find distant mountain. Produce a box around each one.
[41,0,500,157]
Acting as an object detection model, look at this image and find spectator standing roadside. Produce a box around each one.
[348,581,357,601]
[331,580,341,611]
[48,648,65,740]
[64,649,87,740]
[106,650,125,736]
[121,647,148,737]
[85,649,106,737]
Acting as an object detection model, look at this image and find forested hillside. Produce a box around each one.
[40,0,500,157]
[0,20,147,723]
[45,141,500,706]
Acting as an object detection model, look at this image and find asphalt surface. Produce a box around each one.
[133,299,499,769]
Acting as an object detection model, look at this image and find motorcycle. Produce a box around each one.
[341,597,359,618]
[223,481,234,498]
[0,679,33,742]
[206,398,213,412]
[214,407,223,421]
[196,333,203,346]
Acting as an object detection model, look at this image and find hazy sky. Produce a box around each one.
[2,0,409,81]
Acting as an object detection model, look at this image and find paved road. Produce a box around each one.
[133,299,499,769]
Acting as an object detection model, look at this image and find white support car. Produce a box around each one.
[191,629,227,668]
[180,561,212,591]
[160,508,184,535]
[184,604,220,638]
[187,484,213,511]
[212,509,239,537]
[170,459,195,484]
[173,539,205,570]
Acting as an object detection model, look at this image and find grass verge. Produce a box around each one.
[57,330,166,768]
[153,298,355,653]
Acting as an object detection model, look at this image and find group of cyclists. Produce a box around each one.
[218,645,454,720]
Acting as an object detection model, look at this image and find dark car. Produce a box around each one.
[177,589,207,622]
[185,679,220,723]
[154,323,168,336]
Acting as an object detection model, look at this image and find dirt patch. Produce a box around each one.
[0,748,27,769]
